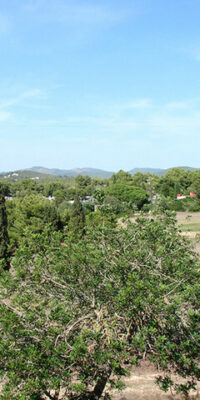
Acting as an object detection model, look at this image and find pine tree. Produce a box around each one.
[0,184,9,270]
[69,195,85,238]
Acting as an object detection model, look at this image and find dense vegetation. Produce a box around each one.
[0,168,200,399]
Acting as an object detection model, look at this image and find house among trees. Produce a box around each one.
[176,192,196,200]
[176,194,186,200]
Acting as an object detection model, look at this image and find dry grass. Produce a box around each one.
[176,212,200,232]
[175,212,200,253]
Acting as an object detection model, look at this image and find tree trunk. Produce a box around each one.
[69,371,111,400]
[89,370,111,400]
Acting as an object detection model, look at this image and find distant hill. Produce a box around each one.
[0,166,114,181]
[173,166,197,172]
[0,166,199,182]
[0,169,59,182]
[29,166,114,178]
[129,166,198,176]
[129,168,165,176]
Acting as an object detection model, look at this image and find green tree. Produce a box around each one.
[75,175,92,197]
[54,189,66,205]
[0,184,9,270]
[75,175,92,188]
[132,171,148,189]
[156,168,193,199]
[43,182,66,198]
[107,183,148,210]
[93,188,105,205]
[14,179,39,198]
[111,170,132,184]
[7,194,60,246]
[190,170,200,198]
[0,213,200,399]
[68,195,85,238]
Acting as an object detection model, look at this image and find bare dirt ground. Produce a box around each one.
[111,361,200,400]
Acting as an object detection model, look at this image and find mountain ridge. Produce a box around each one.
[129,166,198,176]
[30,166,198,178]
[0,166,199,181]
[28,166,114,178]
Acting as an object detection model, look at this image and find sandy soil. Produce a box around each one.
[111,362,200,400]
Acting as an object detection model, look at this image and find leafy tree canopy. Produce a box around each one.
[107,184,148,209]
[111,170,132,184]
[68,195,85,238]
[7,194,60,246]
[0,213,200,399]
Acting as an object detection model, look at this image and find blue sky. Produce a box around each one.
[0,0,200,172]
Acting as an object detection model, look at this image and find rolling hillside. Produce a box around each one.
[29,166,114,178]
[0,166,199,181]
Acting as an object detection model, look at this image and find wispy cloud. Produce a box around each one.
[2,94,200,145]
[0,89,44,109]
[56,97,200,140]
[117,99,152,110]
[165,101,188,110]
[16,97,200,140]
[148,111,200,139]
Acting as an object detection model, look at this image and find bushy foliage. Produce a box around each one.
[107,184,148,210]
[68,195,85,238]
[6,194,61,246]
[188,199,200,212]
[0,184,9,270]
[170,199,186,212]
[0,213,200,399]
